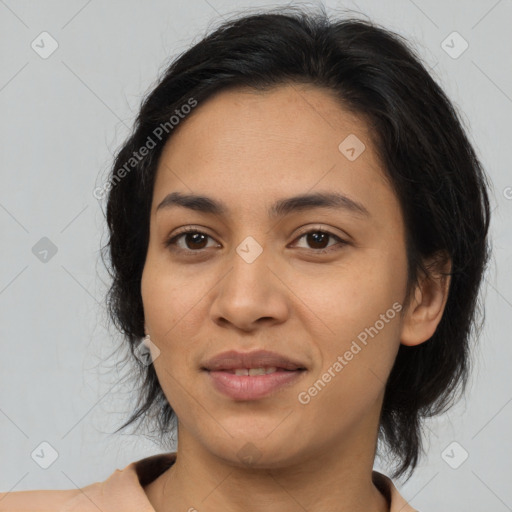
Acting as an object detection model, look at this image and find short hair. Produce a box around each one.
[101,5,491,479]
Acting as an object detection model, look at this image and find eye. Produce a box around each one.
[164,227,219,253]
[164,226,347,255]
[292,228,347,253]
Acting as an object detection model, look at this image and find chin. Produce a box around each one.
[203,432,308,470]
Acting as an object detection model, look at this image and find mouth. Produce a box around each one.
[201,349,308,400]
[203,366,307,401]
[216,367,304,375]
[201,349,306,372]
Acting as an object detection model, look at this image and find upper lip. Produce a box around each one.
[202,350,307,371]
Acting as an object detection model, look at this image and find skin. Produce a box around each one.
[140,83,451,512]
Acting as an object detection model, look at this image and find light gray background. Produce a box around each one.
[1,0,511,510]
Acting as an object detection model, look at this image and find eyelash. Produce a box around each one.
[164,226,347,256]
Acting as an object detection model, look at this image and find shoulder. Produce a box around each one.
[0,470,145,511]
[0,468,132,511]
[0,453,176,512]
[0,487,84,511]
[0,469,143,511]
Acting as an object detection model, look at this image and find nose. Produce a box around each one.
[209,244,290,332]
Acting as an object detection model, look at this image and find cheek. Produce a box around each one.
[308,251,404,338]
[299,295,402,426]
[301,252,405,397]
[141,257,210,385]
[141,254,201,335]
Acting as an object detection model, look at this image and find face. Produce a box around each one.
[141,84,410,468]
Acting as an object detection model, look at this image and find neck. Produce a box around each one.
[145,421,389,512]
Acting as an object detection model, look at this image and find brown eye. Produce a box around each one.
[305,231,330,250]
[181,232,208,250]
[293,229,346,253]
[164,229,217,252]
[164,227,347,256]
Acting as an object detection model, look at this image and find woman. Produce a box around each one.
[0,5,490,511]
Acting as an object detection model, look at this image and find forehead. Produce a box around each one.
[160,83,376,160]
[152,83,394,222]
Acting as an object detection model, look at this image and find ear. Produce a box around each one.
[400,251,452,347]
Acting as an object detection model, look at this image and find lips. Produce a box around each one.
[202,349,307,401]
[201,349,307,372]
[206,369,305,400]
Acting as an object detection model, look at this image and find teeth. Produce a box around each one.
[233,367,278,376]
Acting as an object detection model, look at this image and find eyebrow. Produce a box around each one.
[156,191,370,219]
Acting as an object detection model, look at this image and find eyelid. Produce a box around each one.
[290,226,348,253]
[293,224,349,243]
[164,224,349,254]
[165,225,218,243]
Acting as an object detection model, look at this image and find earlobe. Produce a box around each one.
[400,253,452,347]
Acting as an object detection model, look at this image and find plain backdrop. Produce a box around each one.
[1,0,511,510]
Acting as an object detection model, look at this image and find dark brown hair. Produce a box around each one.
[101,5,491,478]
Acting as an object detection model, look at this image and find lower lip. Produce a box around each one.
[205,369,305,400]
